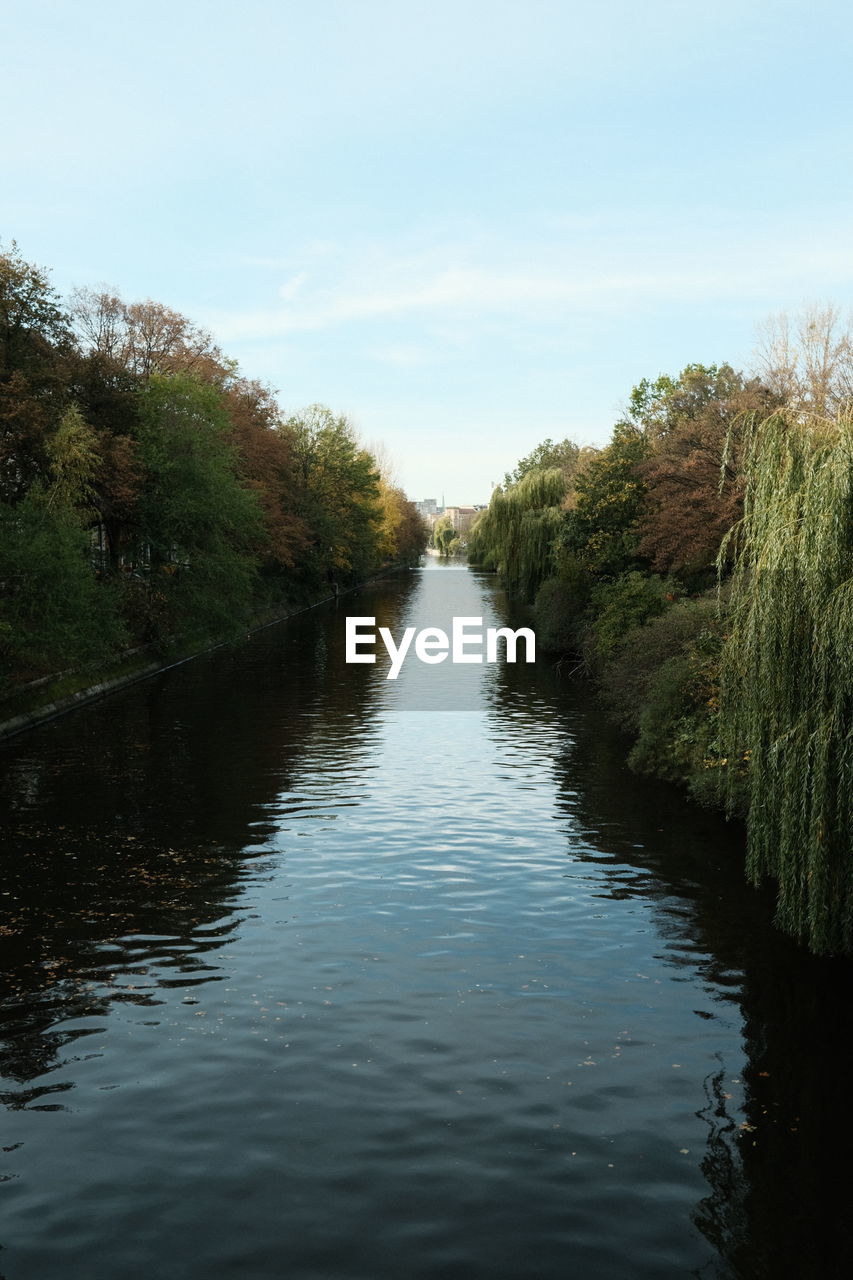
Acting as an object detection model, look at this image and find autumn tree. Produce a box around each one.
[388,490,428,563]
[70,286,231,384]
[0,245,423,680]
[223,377,309,580]
[633,366,778,583]
[68,350,144,571]
[368,445,428,566]
[286,405,383,585]
[0,242,74,502]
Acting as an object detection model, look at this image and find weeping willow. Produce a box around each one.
[468,468,566,600]
[719,411,853,953]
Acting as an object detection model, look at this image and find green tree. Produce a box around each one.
[432,514,460,557]
[626,363,743,440]
[503,436,580,487]
[468,467,567,598]
[135,374,264,639]
[45,405,101,517]
[0,496,123,685]
[719,410,853,953]
[286,405,383,586]
[560,421,650,576]
[587,571,677,661]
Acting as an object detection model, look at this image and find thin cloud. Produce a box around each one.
[209,267,718,341]
[278,272,308,300]
[209,220,853,348]
[368,344,433,367]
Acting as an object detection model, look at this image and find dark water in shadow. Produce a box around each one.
[1,561,851,1279]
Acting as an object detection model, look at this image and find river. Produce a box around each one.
[1,560,851,1279]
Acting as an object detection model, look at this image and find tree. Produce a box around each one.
[503,436,580,488]
[0,242,74,502]
[719,409,853,953]
[633,367,778,583]
[0,241,72,378]
[0,492,125,685]
[626,363,744,441]
[135,374,264,638]
[71,287,231,383]
[68,350,144,572]
[388,490,428,564]
[560,421,650,577]
[432,514,460,557]
[286,405,383,585]
[0,397,125,684]
[468,467,567,597]
[0,244,426,687]
[370,447,428,566]
[753,304,853,419]
[45,405,102,517]
[223,377,309,577]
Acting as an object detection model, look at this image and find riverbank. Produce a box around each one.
[0,566,407,742]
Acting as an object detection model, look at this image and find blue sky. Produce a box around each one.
[4,0,853,502]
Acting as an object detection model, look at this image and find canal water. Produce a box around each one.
[0,561,851,1279]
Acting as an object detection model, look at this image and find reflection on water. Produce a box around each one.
[1,562,851,1279]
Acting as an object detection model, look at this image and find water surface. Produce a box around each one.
[1,562,851,1278]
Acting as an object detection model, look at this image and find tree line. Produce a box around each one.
[469,308,853,954]
[0,243,428,689]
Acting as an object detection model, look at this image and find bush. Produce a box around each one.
[627,653,703,781]
[588,571,679,663]
[533,551,592,654]
[597,594,732,799]
[599,596,717,730]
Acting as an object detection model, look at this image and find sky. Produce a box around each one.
[3,0,853,503]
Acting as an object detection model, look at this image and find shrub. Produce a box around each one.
[599,596,717,730]
[598,594,733,801]
[533,550,592,654]
[588,571,679,663]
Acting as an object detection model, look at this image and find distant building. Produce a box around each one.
[444,505,479,536]
[416,498,487,535]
